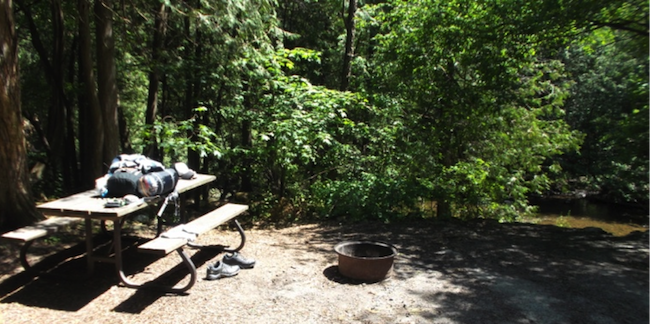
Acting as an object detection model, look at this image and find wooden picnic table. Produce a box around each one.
[37,174,215,219]
[35,174,216,290]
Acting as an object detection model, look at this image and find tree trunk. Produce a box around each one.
[182,10,202,203]
[340,0,357,91]
[50,0,77,192]
[241,119,253,192]
[65,36,81,191]
[144,3,169,160]
[78,0,104,187]
[0,0,42,228]
[436,60,461,219]
[48,0,66,164]
[183,11,201,172]
[118,106,132,153]
[95,0,120,167]
[19,0,77,191]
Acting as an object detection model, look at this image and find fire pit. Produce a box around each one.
[334,241,397,282]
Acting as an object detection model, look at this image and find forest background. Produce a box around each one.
[0,0,647,228]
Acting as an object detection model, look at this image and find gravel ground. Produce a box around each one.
[1,219,648,324]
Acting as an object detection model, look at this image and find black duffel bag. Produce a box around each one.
[104,168,143,197]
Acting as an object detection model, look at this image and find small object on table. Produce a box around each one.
[104,198,126,208]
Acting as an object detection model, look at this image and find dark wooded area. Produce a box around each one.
[0,0,647,228]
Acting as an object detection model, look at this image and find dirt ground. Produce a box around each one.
[0,218,648,324]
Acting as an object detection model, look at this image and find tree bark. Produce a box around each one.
[0,0,42,228]
[78,0,104,187]
[241,119,253,192]
[65,36,81,191]
[50,0,79,192]
[18,0,77,191]
[435,59,460,219]
[340,0,357,91]
[182,9,202,203]
[144,3,169,160]
[95,0,120,167]
[183,11,201,172]
[118,106,132,153]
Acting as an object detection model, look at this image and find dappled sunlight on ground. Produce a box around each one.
[1,218,648,323]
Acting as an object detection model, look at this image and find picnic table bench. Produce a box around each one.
[1,174,250,293]
[1,216,84,270]
[137,203,248,292]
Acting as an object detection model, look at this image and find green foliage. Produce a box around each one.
[311,171,422,222]
[140,108,222,166]
[364,0,583,220]
[597,158,649,204]
[12,0,647,225]
[226,48,377,219]
[560,28,649,204]
[555,215,571,228]
[117,52,149,149]
[276,0,343,88]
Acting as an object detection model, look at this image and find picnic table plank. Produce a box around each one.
[139,203,249,255]
[184,203,248,235]
[1,216,83,242]
[175,174,216,193]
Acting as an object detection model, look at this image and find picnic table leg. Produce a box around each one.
[112,218,197,293]
[85,218,95,273]
[18,240,35,271]
[116,247,197,293]
[112,218,137,288]
[223,219,246,253]
[155,193,176,236]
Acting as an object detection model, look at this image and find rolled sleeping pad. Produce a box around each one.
[137,168,179,197]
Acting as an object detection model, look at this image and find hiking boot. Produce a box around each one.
[222,252,256,269]
[206,261,240,280]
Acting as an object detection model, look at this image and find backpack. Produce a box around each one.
[104,167,143,198]
[103,154,173,198]
[108,154,164,174]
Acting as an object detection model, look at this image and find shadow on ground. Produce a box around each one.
[0,236,119,311]
[0,235,220,313]
[112,248,219,314]
[1,218,648,323]
[283,219,649,324]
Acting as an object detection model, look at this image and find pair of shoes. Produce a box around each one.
[223,252,256,269]
[206,261,240,280]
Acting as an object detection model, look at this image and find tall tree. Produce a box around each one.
[143,2,169,160]
[0,0,42,228]
[560,28,648,205]
[180,4,201,172]
[600,7,646,36]
[17,0,79,192]
[95,0,120,165]
[369,0,582,219]
[78,0,104,186]
[276,0,342,88]
[340,0,357,91]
